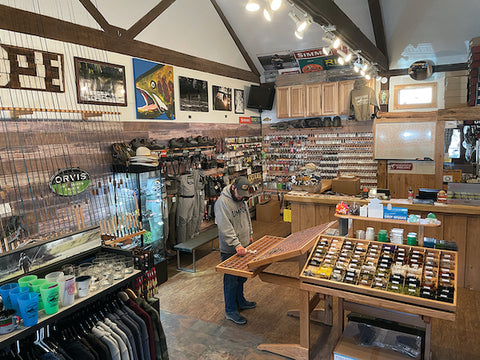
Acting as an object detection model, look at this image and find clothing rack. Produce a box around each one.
[0,270,141,350]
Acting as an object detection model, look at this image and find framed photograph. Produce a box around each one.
[74,57,127,106]
[212,85,232,111]
[234,89,245,114]
[179,76,208,112]
[133,58,175,119]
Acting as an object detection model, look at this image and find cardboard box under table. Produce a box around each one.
[256,199,280,222]
[332,176,361,195]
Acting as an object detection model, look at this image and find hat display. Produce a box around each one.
[130,146,159,167]
[232,176,251,197]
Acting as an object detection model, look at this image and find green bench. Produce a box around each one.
[174,226,218,272]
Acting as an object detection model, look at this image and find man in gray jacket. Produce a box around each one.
[215,176,255,325]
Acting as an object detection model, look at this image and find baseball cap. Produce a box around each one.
[233,177,251,197]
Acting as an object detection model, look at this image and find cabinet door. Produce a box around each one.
[338,80,355,115]
[276,86,290,118]
[290,85,306,118]
[306,83,322,116]
[321,82,338,115]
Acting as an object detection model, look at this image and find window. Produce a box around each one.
[393,82,437,109]
[447,128,461,159]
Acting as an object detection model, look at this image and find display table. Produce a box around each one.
[285,192,480,290]
[216,222,457,360]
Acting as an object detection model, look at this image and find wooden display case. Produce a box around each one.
[300,235,457,312]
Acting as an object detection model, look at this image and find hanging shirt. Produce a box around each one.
[136,298,169,360]
[92,326,121,360]
[348,78,378,122]
[113,309,146,360]
[120,304,151,360]
[97,321,129,360]
[104,318,135,360]
[106,313,139,360]
[84,333,113,360]
[126,299,156,360]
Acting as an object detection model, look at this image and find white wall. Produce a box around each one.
[0,29,260,123]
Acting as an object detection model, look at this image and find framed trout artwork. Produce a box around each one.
[133,58,175,120]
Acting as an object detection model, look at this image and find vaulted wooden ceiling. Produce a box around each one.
[0,0,478,82]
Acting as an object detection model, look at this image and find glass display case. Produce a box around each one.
[112,169,166,262]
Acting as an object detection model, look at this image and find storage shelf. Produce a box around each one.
[0,270,141,348]
[334,214,441,227]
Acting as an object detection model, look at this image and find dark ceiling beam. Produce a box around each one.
[124,0,176,40]
[293,0,388,71]
[386,63,468,77]
[0,5,259,83]
[368,0,388,64]
[210,0,260,77]
[78,0,116,35]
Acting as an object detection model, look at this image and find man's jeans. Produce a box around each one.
[221,252,248,313]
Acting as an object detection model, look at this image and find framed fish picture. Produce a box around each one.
[133,58,175,120]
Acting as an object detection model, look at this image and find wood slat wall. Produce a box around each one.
[0,117,260,246]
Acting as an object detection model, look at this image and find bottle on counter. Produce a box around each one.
[408,186,414,201]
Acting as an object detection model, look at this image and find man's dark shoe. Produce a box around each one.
[225,311,247,325]
[238,301,256,310]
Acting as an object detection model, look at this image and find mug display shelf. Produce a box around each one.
[334,214,441,246]
[0,270,141,349]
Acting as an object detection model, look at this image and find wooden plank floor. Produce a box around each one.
[157,216,480,360]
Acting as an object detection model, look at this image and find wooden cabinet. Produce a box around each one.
[321,82,338,115]
[276,85,306,118]
[306,83,322,116]
[338,80,355,115]
[276,87,290,118]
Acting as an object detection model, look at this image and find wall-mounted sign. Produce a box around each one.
[49,168,91,196]
[239,116,251,124]
[0,44,64,92]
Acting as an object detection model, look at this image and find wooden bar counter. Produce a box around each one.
[285,192,480,290]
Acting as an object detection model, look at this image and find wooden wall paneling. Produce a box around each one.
[464,216,480,290]
[377,160,387,189]
[442,214,467,288]
[291,202,302,233]
[314,203,331,226]
[300,203,316,230]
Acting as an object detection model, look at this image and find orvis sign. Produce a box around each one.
[49,168,91,196]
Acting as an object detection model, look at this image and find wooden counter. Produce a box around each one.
[285,192,480,290]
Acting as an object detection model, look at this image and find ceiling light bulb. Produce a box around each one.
[246,0,260,12]
[353,66,359,73]
[362,63,369,72]
[332,37,341,49]
[360,70,365,76]
[295,30,304,39]
[263,8,272,21]
[297,19,310,32]
[338,57,345,65]
[270,0,282,11]
[344,53,352,62]
[365,74,371,80]
[322,47,330,55]
[376,75,382,81]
